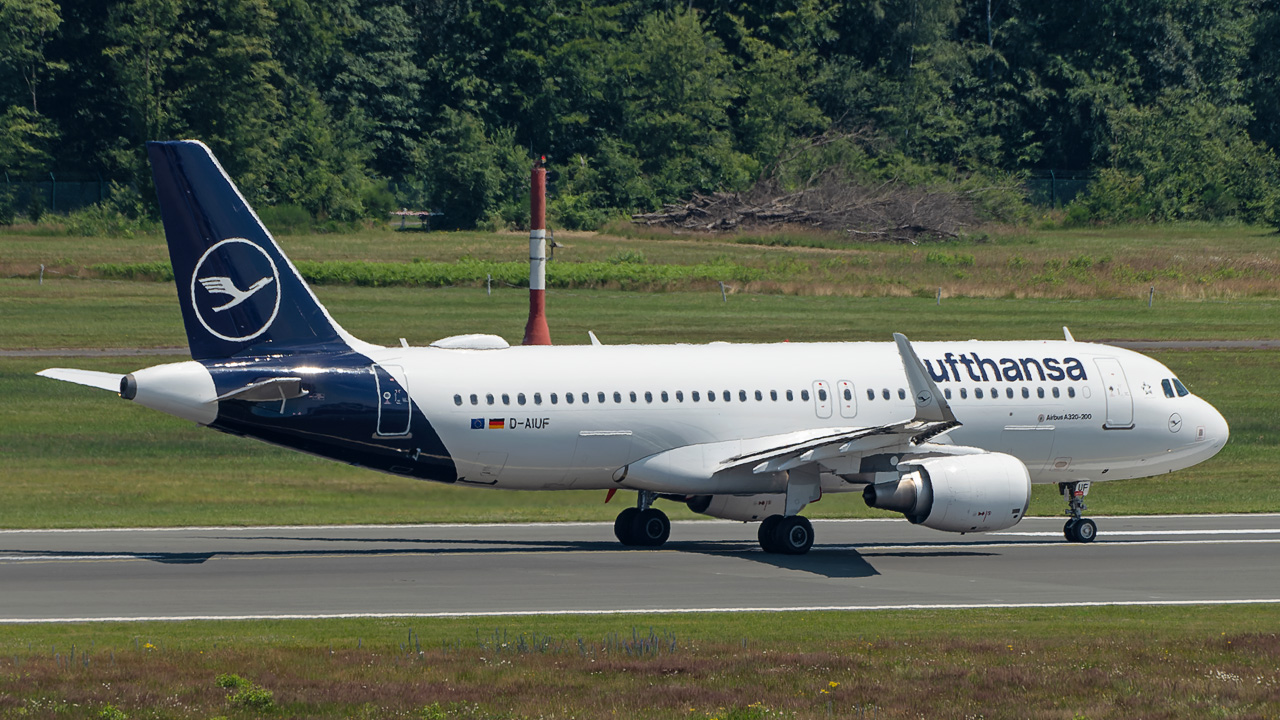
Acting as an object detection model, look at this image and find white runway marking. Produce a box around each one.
[4,598,1280,624]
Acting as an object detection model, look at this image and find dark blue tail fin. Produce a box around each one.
[148,140,358,359]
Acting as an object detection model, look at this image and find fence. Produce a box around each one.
[3,174,111,214]
[1024,171,1091,208]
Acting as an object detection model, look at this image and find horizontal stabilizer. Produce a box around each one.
[37,368,123,393]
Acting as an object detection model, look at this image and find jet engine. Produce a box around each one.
[863,452,1031,533]
[686,493,785,522]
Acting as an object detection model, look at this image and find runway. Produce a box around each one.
[1,515,1279,622]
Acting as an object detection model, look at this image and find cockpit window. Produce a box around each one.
[1161,379,1175,398]
[1172,378,1190,397]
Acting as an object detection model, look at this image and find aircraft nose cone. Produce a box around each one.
[1208,403,1230,450]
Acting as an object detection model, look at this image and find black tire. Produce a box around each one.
[614,507,640,545]
[1075,518,1097,543]
[632,508,670,547]
[774,516,814,555]
[758,515,783,553]
[1063,519,1079,543]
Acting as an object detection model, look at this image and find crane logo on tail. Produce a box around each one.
[190,238,281,342]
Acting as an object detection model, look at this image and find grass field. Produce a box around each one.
[1,606,1278,718]
[1,223,1278,717]
[4,221,1279,299]
[0,277,1276,527]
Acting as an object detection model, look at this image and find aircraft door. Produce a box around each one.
[812,381,832,418]
[1094,358,1134,429]
[372,364,412,437]
[836,380,857,418]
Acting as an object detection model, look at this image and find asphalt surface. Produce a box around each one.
[1,515,1278,622]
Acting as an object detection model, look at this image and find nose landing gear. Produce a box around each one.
[1060,481,1097,543]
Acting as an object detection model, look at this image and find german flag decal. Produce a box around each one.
[488,418,505,430]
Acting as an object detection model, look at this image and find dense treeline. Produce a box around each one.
[1,0,1278,229]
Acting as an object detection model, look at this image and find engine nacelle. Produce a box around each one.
[863,452,1031,533]
[687,493,785,522]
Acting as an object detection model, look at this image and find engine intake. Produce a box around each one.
[864,452,1031,533]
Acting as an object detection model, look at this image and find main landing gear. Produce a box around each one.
[757,514,814,555]
[1060,481,1097,543]
[614,491,671,547]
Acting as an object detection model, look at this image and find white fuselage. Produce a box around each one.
[364,339,1227,494]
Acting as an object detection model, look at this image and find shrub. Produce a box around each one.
[230,685,274,711]
[26,191,44,223]
[0,184,14,225]
[215,673,249,689]
[257,204,313,234]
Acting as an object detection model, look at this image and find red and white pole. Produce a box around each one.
[522,158,552,345]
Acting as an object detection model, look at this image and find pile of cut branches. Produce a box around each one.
[632,170,978,243]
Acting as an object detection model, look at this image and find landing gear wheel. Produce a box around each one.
[774,516,814,555]
[758,515,783,553]
[1072,518,1097,543]
[1060,481,1097,543]
[614,507,640,545]
[632,508,670,547]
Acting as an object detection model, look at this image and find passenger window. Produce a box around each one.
[898,389,906,400]
[565,392,574,404]
[518,393,526,405]
[1173,378,1190,397]
[708,391,716,402]
[801,390,810,401]
[613,392,622,403]
[1006,388,1014,399]
[975,388,984,399]
[881,388,890,400]
[598,391,606,403]
[486,393,495,405]
[818,388,827,401]
[990,387,998,400]
[866,389,875,401]
[470,393,478,405]
[630,391,637,402]
[581,392,589,404]
[739,390,747,402]
[661,391,668,402]
[551,393,558,404]
[1162,379,1175,398]
[502,393,510,405]
[1052,387,1060,399]
[787,390,794,401]
[960,388,968,399]
[644,391,652,403]
[693,391,701,401]
[723,390,731,402]
[770,390,778,401]
[1021,387,1030,399]
[755,390,763,401]
[676,390,684,402]
[453,394,462,406]
[843,388,852,401]
[944,389,952,399]
[1037,387,1045,399]
[1068,387,1076,398]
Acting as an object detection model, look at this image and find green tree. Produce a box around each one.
[0,0,63,113]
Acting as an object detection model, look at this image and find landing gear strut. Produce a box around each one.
[757,514,814,555]
[1060,481,1097,543]
[614,491,670,548]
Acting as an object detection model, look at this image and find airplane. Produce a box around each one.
[39,140,1230,554]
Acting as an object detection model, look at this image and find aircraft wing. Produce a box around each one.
[712,333,960,476]
[37,368,124,393]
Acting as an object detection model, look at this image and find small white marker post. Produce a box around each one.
[936,287,941,305]
[719,281,727,302]
[39,264,44,285]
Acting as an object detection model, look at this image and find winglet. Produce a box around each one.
[893,333,956,424]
